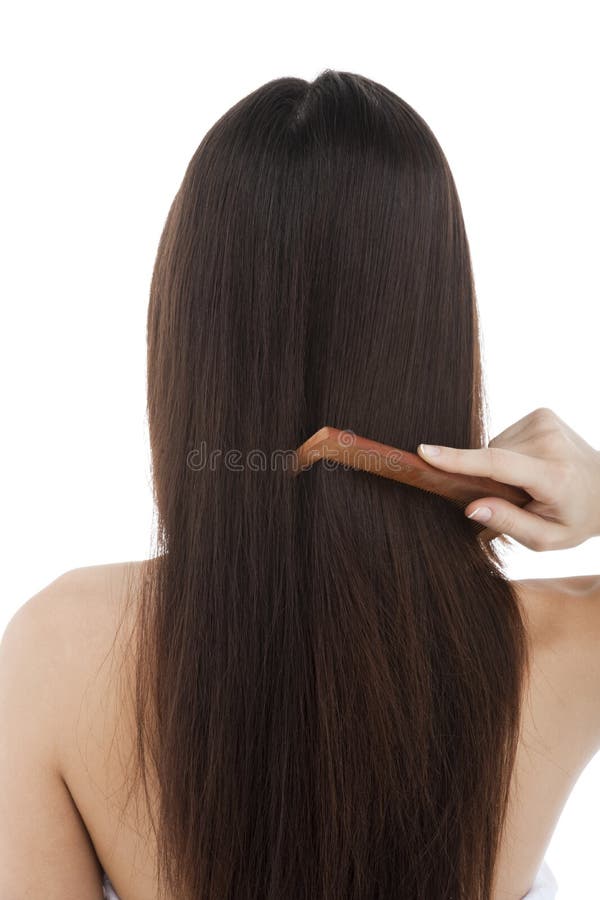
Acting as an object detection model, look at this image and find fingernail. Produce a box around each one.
[467,506,492,523]
[419,444,441,457]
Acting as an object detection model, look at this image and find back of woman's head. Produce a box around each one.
[129,70,529,900]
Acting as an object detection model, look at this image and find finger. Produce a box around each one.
[464,498,568,551]
[416,444,555,495]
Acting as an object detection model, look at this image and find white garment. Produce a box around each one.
[522,858,559,899]
[102,859,558,899]
[102,871,120,900]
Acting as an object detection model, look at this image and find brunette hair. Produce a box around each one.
[123,70,529,899]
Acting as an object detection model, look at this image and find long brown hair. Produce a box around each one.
[123,70,529,899]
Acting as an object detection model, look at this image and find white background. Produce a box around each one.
[1,2,598,895]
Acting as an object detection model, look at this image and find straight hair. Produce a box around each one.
[121,70,530,899]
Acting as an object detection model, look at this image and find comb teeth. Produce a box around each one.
[293,426,530,543]
[323,455,492,536]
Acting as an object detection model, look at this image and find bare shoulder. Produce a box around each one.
[512,574,600,754]
[1,561,149,777]
[512,574,600,641]
[0,562,150,898]
[4,560,146,645]
[1,560,147,726]
[33,559,145,612]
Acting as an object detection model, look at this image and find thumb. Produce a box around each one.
[464,498,565,551]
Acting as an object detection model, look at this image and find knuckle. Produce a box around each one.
[491,506,510,533]
[530,408,562,437]
[532,406,556,423]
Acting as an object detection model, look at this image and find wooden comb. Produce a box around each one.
[292,426,533,542]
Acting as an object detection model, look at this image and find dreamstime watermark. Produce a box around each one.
[186,444,298,473]
[185,429,415,476]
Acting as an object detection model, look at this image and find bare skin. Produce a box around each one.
[17,562,599,900]
[417,405,600,896]
[494,573,600,897]
[1,407,599,899]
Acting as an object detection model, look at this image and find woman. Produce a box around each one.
[1,70,599,900]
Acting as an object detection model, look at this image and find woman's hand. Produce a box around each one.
[417,407,600,551]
